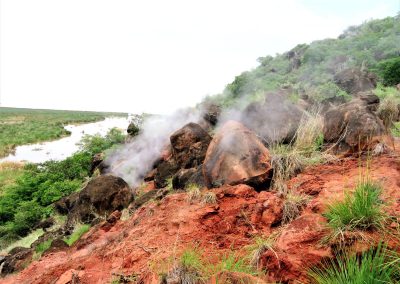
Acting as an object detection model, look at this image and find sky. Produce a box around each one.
[0,0,399,114]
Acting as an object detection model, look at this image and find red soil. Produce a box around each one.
[2,141,400,284]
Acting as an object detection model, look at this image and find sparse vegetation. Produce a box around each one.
[167,248,206,284]
[64,224,91,246]
[214,251,258,276]
[310,243,400,283]
[205,16,400,107]
[324,180,386,242]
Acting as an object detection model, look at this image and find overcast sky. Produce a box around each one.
[0,0,398,114]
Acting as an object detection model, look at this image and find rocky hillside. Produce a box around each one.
[1,16,400,284]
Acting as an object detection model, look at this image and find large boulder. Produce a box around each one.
[323,94,385,154]
[203,121,272,189]
[240,92,304,144]
[334,68,377,95]
[1,247,33,276]
[66,175,133,224]
[170,123,212,169]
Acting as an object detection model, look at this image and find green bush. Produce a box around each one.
[79,127,125,156]
[376,57,400,86]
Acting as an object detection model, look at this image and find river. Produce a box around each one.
[0,117,130,164]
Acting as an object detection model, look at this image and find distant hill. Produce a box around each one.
[206,15,400,107]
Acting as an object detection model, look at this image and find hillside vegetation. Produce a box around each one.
[206,15,400,107]
[0,107,127,157]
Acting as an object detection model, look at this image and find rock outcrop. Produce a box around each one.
[323,94,385,154]
[334,67,377,95]
[203,121,272,189]
[65,175,133,224]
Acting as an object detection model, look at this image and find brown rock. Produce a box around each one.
[1,247,33,276]
[334,67,377,95]
[67,175,133,224]
[203,121,272,190]
[170,122,212,169]
[323,94,385,154]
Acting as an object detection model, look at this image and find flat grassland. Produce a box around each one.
[0,107,127,158]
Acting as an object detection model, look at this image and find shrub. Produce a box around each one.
[324,181,386,237]
[376,57,400,86]
[309,243,399,283]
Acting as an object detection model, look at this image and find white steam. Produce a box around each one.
[106,108,202,187]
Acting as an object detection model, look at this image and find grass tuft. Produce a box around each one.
[309,243,400,284]
[186,184,202,203]
[246,236,276,269]
[323,180,386,244]
[167,248,205,284]
[202,191,217,205]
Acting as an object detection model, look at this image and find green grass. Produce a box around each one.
[309,243,400,283]
[0,107,127,157]
[0,162,25,193]
[64,224,91,246]
[213,251,258,276]
[35,239,52,254]
[324,181,386,237]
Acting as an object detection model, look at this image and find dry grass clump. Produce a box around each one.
[186,185,218,205]
[246,235,277,270]
[293,111,324,153]
[201,191,217,204]
[0,161,24,171]
[282,192,311,224]
[186,184,202,203]
[270,144,305,195]
[378,95,399,131]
